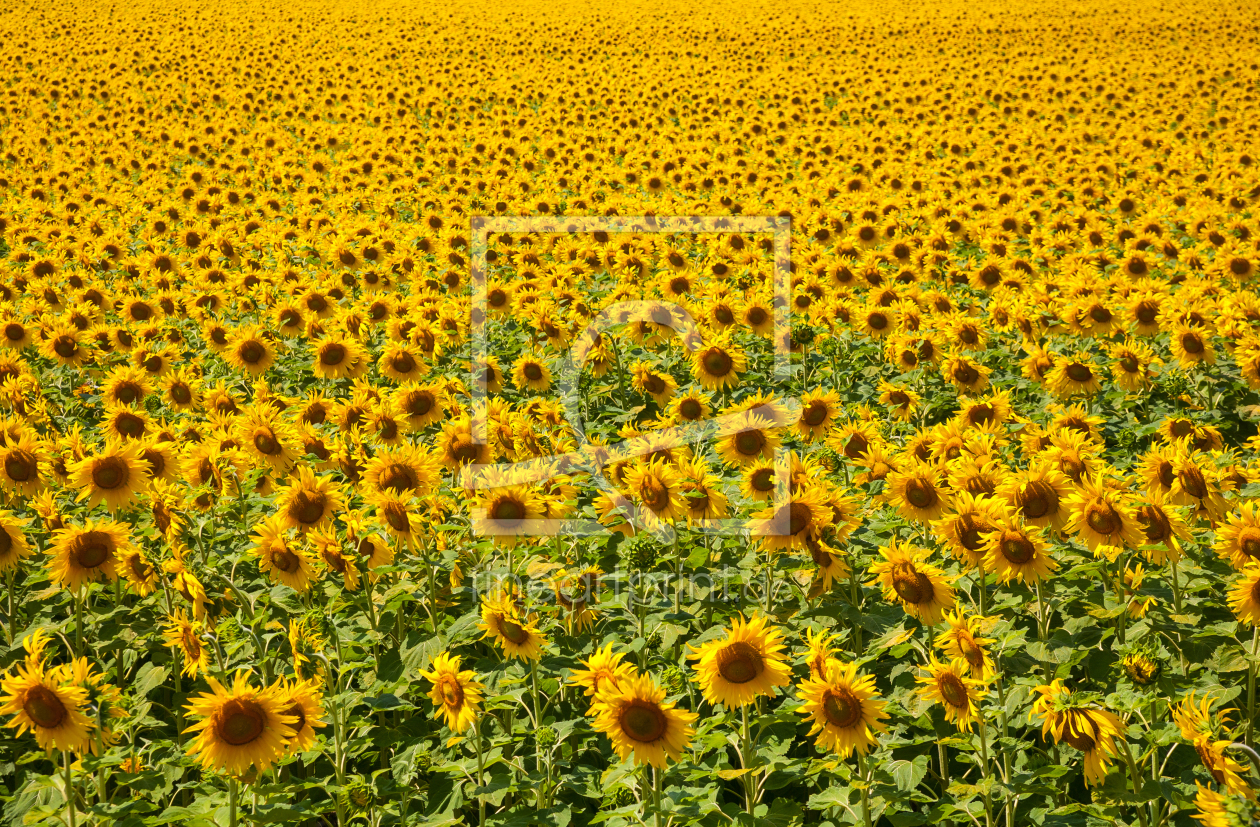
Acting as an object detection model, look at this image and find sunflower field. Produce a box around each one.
[2,0,1260,825]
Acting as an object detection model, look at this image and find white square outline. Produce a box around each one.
[464,215,795,541]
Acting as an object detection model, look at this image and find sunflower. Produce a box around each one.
[1065,477,1143,555]
[868,540,956,624]
[236,404,300,473]
[796,659,889,758]
[1169,447,1229,522]
[472,483,546,546]
[478,592,547,661]
[163,610,211,678]
[0,634,93,752]
[40,323,92,367]
[982,514,1057,584]
[938,609,996,680]
[394,382,447,431]
[883,461,952,523]
[631,361,678,405]
[1227,565,1260,625]
[932,492,1007,569]
[746,484,833,551]
[1109,340,1158,392]
[223,326,275,376]
[590,672,697,768]
[739,298,775,337]
[828,419,881,462]
[916,657,986,732]
[622,459,687,524]
[437,416,492,468]
[668,389,712,424]
[276,467,344,532]
[251,515,318,592]
[1216,503,1260,570]
[715,413,781,467]
[1169,323,1215,370]
[570,644,637,704]
[511,354,552,393]
[1030,680,1125,786]
[420,652,483,733]
[688,614,792,708]
[312,336,368,380]
[877,381,920,421]
[941,352,991,393]
[47,519,133,590]
[118,547,159,596]
[0,511,34,572]
[1045,353,1103,398]
[276,679,327,753]
[378,342,427,383]
[67,439,151,513]
[691,336,746,390]
[364,444,441,497]
[0,432,44,497]
[184,671,296,776]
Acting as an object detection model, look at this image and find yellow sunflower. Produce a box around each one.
[868,540,956,624]
[420,652,483,733]
[0,632,94,752]
[163,610,211,678]
[982,514,1058,585]
[1064,477,1143,555]
[275,467,344,532]
[251,515,318,592]
[47,519,133,590]
[0,511,34,572]
[688,614,792,708]
[67,439,151,513]
[570,643,636,705]
[691,335,746,391]
[183,671,296,776]
[1030,680,1125,786]
[938,609,996,680]
[590,672,697,768]
[478,593,547,661]
[883,461,952,523]
[916,657,986,732]
[796,659,889,758]
[276,678,327,753]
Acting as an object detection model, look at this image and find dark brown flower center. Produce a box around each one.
[1066,364,1093,383]
[91,456,130,490]
[70,531,111,569]
[938,673,970,708]
[1085,503,1118,535]
[289,490,327,525]
[716,641,765,684]
[216,699,266,746]
[735,430,766,457]
[239,341,265,364]
[905,478,937,510]
[5,450,35,482]
[23,685,67,729]
[1000,534,1035,565]
[320,344,346,366]
[703,350,732,376]
[620,700,668,742]
[822,688,862,729]
[891,562,933,605]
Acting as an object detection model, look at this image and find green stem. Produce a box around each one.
[5,569,14,646]
[672,530,682,615]
[653,765,663,827]
[530,659,543,805]
[978,720,992,827]
[764,547,774,615]
[1121,742,1151,827]
[63,750,76,827]
[74,586,85,656]
[740,704,756,810]
[848,567,863,655]
[1249,626,1258,745]
[1034,580,1048,643]
[229,777,238,827]
[857,753,872,827]
[474,717,486,827]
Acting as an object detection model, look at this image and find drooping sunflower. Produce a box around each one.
[590,672,697,768]
[478,592,547,661]
[796,659,889,758]
[420,652,483,733]
[1065,477,1144,555]
[67,439,151,513]
[688,614,792,709]
[868,540,956,624]
[1030,680,1125,786]
[938,609,996,680]
[47,519,133,590]
[251,515,318,592]
[118,547,159,596]
[982,514,1058,584]
[883,461,952,524]
[183,671,296,776]
[916,657,986,732]
[275,467,344,532]
[163,610,211,678]
[941,351,991,394]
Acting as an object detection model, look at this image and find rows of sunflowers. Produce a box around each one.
[2,0,1260,824]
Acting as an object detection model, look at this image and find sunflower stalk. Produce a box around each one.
[977,718,992,827]
[228,776,239,827]
[62,750,76,827]
[5,568,15,646]
[473,717,486,827]
[856,753,872,827]
[1120,741,1151,827]
[1249,625,1259,745]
